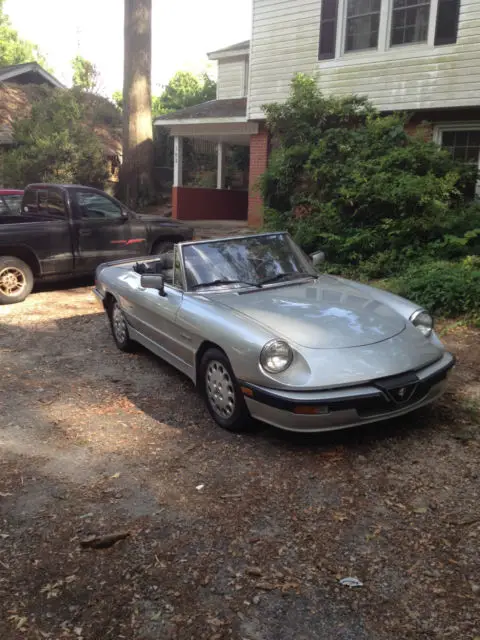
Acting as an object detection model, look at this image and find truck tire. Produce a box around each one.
[0,256,34,305]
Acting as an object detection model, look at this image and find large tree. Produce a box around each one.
[119,0,154,208]
[152,71,216,116]
[0,0,47,67]
[72,55,100,93]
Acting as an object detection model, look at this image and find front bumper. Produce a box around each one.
[241,352,455,433]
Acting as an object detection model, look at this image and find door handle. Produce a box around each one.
[79,229,92,236]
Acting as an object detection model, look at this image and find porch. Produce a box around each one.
[154,98,268,226]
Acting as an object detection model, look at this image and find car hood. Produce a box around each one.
[213,276,407,349]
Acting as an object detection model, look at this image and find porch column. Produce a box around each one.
[173,136,183,187]
[217,141,226,190]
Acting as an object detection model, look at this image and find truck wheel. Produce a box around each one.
[110,301,136,352]
[152,240,174,255]
[0,257,34,305]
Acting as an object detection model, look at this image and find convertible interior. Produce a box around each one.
[133,251,175,284]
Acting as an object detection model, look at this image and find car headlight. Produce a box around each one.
[260,339,293,373]
[410,309,433,337]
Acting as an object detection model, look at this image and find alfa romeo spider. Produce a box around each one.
[94,232,455,433]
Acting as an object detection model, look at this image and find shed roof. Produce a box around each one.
[0,62,64,88]
[154,98,247,125]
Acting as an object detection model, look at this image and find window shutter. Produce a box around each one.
[435,0,461,46]
[319,0,339,60]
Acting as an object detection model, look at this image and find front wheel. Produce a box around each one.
[110,301,136,352]
[0,257,34,305]
[199,348,253,432]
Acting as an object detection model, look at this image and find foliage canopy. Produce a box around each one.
[4,88,110,188]
[0,0,48,67]
[72,55,100,93]
[262,75,479,280]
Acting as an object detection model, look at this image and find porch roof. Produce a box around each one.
[154,98,247,126]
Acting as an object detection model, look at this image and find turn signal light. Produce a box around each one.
[241,386,254,397]
[293,405,329,415]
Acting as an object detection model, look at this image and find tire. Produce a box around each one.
[152,240,174,255]
[199,348,253,433]
[0,256,34,305]
[109,300,136,352]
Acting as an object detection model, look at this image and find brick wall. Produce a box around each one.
[405,108,480,138]
[247,128,269,228]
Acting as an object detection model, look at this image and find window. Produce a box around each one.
[23,189,38,213]
[318,0,460,60]
[319,0,339,59]
[74,191,123,220]
[4,195,22,214]
[391,0,431,45]
[48,190,66,218]
[38,190,48,212]
[346,0,381,51]
[436,126,480,197]
[435,0,460,45]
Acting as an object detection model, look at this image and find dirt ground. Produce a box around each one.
[0,281,479,640]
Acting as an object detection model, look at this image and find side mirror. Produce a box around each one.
[310,250,325,267]
[121,208,129,219]
[140,274,166,296]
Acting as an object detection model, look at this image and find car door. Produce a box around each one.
[123,251,193,372]
[70,188,148,272]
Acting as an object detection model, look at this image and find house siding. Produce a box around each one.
[248,0,480,119]
[217,57,248,99]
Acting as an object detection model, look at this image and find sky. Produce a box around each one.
[5,0,252,96]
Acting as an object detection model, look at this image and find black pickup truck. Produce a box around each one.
[0,184,193,304]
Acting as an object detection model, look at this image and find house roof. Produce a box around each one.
[154,98,247,125]
[0,62,64,88]
[208,40,250,60]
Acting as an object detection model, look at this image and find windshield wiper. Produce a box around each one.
[258,272,318,286]
[192,279,260,290]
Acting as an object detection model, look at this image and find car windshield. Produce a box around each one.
[182,233,317,291]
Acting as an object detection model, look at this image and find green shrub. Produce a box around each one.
[4,89,110,188]
[388,260,480,317]
[261,75,479,278]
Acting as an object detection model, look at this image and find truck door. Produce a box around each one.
[18,187,74,275]
[70,188,148,272]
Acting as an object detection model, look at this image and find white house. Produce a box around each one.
[156,0,480,226]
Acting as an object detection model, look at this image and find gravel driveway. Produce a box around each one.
[0,283,479,640]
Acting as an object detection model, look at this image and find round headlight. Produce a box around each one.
[410,310,433,337]
[260,339,293,373]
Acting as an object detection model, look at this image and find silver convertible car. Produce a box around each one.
[94,232,455,433]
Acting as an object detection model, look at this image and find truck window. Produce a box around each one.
[23,189,38,213]
[4,195,22,214]
[38,190,48,212]
[48,190,66,218]
[74,191,122,220]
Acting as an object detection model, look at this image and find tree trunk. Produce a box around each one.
[119,0,154,208]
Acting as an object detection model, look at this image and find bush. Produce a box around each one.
[4,88,110,188]
[261,75,480,278]
[388,259,480,317]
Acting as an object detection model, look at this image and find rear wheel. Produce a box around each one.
[199,348,253,432]
[110,301,136,352]
[0,257,34,305]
